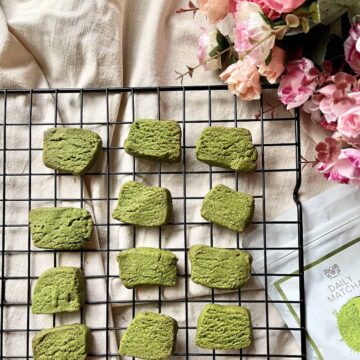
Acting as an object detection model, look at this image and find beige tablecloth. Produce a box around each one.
[0,0,334,358]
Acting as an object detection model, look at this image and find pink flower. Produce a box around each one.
[337,106,360,146]
[345,22,360,74]
[259,46,286,84]
[278,58,320,110]
[316,139,360,186]
[197,27,220,70]
[234,2,276,65]
[262,0,306,14]
[198,0,237,24]
[305,74,360,123]
[323,159,352,184]
[302,99,322,123]
[342,148,360,168]
[239,0,280,20]
[220,59,261,100]
[314,85,357,124]
[329,149,360,186]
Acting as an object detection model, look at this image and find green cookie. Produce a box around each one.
[119,312,178,360]
[32,267,85,314]
[117,247,178,288]
[196,126,258,172]
[43,128,102,175]
[29,207,93,250]
[112,181,173,227]
[125,119,182,163]
[201,184,254,232]
[32,324,90,360]
[196,304,252,350]
[189,245,252,289]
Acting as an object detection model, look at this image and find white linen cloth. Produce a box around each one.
[0,0,334,358]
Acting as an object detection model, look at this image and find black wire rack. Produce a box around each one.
[0,85,306,359]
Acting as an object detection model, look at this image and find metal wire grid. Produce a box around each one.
[0,85,306,359]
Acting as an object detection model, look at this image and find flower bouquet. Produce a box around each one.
[177,0,360,186]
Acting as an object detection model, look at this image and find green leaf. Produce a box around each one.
[319,0,360,25]
[325,34,346,71]
[303,24,331,67]
[216,31,230,51]
[349,5,360,22]
[259,11,275,26]
[265,52,272,66]
[293,1,320,23]
[330,17,343,37]
[229,54,238,65]
[209,46,220,58]
[309,2,321,24]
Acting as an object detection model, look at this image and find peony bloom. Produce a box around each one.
[239,0,280,20]
[313,85,357,124]
[316,139,360,186]
[198,0,237,24]
[278,58,320,110]
[342,148,360,168]
[345,22,360,74]
[220,59,261,100]
[322,158,353,184]
[259,46,286,84]
[197,27,220,70]
[328,149,360,185]
[305,74,360,123]
[337,106,360,146]
[262,0,306,14]
[234,2,276,65]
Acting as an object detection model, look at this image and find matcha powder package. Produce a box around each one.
[337,297,360,352]
[246,186,360,360]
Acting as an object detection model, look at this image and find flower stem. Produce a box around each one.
[175,46,234,83]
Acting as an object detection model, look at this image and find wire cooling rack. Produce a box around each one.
[0,85,306,359]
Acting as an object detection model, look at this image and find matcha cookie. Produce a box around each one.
[125,119,182,163]
[119,312,178,360]
[117,247,177,288]
[189,245,252,289]
[32,324,90,360]
[196,126,258,172]
[112,181,173,227]
[196,304,252,350]
[43,127,102,175]
[29,207,93,250]
[337,297,360,352]
[32,267,85,314]
[201,184,254,232]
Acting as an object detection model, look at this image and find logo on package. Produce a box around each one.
[324,264,341,279]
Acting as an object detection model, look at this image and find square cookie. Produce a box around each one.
[32,267,85,314]
[196,126,258,171]
[119,312,178,360]
[32,324,90,360]
[189,245,252,289]
[196,304,252,350]
[201,184,254,232]
[43,128,102,175]
[29,207,93,250]
[125,119,182,162]
[117,247,178,288]
[112,181,173,226]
